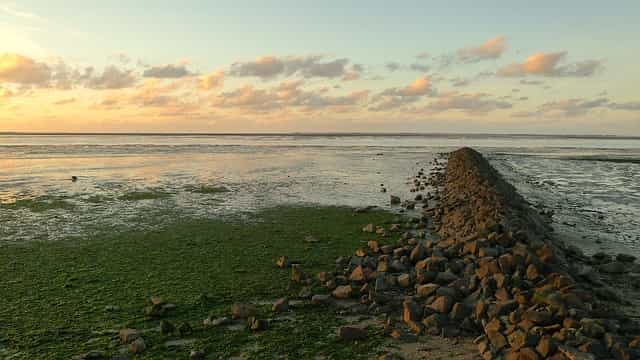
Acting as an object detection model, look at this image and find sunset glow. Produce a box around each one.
[1,1,639,134]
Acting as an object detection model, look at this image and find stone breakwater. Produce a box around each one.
[289,147,640,360]
[427,148,640,359]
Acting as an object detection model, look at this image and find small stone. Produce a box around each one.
[390,195,401,205]
[128,338,146,354]
[349,266,368,282]
[119,328,138,344]
[402,299,422,324]
[203,316,230,327]
[332,285,353,299]
[368,240,379,253]
[397,273,411,287]
[311,294,332,306]
[337,326,367,341]
[231,303,256,319]
[276,256,290,268]
[581,320,605,339]
[290,264,307,282]
[272,298,289,313]
[487,330,508,352]
[248,317,268,331]
[189,350,206,360]
[429,296,454,314]
[416,283,439,298]
[362,223,375,233]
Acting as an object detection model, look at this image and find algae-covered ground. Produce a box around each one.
[0,206,397,359]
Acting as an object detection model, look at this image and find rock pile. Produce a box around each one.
[297,148,640,359]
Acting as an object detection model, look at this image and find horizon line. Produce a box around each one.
[1,131,640,140]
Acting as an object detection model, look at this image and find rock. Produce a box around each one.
[349,266,368,282]
[119,328,138,343]
[248,317,268,331]
[368,240,379,253]
[276,256,291,269]
[536,335,557,358]
[189,350,206,360]
[203,316,231,327]
[508,330,539,351]
[397,273,411,287]
[390,195,401,205]
[581,320,605,338]
[128,338,146,354]
[524,309,554,326]
[231,303,256,319]
[337,326,367,341]
[434,271,459,284]
[487,330,508,352]
[362,223,375,233]
[304,235,320,243]
[410,244,426,262]
[429,296,454,314]
[160,320,175,335]
[402,299,422,324]
[526,263,541,281]
[332,285,353,299]
[600,261,629,274]
[417,283,439,298]
[290,264,307,282]
[311,294,333,306]
[272,298,289,313]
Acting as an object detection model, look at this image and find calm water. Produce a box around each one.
[1,134,639,257]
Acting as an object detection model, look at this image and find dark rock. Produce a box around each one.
[337,326,367,341]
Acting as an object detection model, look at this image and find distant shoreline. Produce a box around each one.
[1,132,640,140]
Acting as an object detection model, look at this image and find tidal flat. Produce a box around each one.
[0,206,397,359]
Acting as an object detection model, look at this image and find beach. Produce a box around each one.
[1,135,640,359]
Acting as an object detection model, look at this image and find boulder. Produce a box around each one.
[128,338,146,354]
[332,285,353,299]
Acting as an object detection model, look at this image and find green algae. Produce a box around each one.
[0,206,397,359]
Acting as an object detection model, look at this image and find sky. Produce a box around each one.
[1,0,639,134]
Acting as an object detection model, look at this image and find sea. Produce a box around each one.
[1,134,639,258]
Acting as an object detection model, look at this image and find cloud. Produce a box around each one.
[143,64,193,78]
[457,36,507,63]
[53,97,76,105]
[515,97,640,117]
[199,70,224,90]
[386,62,401,72]
[84,66,137,89]
[229,55,358,80]
[449,77,469,87]
[370,76,434,111]
[212,80,367,112]
[422,92,512,115]
[497,52,603,77]
[409,63,430,72]
[0,53,51,85]
[519,79,544,85]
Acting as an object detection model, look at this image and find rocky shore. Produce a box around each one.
[294,147,640,359]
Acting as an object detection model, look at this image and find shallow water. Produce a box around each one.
[1,134,639,258]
